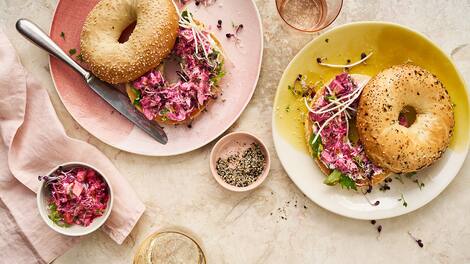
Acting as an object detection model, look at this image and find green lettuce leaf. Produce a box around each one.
[131,87,141,106]
[339,174,357,190]
[323,170,357,191]
[309,133,322,157]
[324,170,342,186]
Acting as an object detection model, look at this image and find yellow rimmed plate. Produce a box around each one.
[272,22,469,220]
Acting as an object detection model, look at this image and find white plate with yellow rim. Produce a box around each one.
[272,22,470,220]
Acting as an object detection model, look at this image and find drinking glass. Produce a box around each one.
[275,0,343,32]
[134,231,206,264]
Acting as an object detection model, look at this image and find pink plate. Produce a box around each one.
[49,0,263,156]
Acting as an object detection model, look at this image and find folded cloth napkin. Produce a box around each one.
[0,30,145,263]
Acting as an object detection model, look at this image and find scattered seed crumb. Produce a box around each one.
[379,183,391,192]
[60,32,65,40]
[69,48,77,55]
[76,53,84,62]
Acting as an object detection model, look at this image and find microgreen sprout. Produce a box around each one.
[398,193,408,207]
[407,232,424,248]
[178,10,225,67]
[306,78,369,146]
[317,52,373,68]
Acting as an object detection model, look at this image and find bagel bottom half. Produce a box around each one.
[304,74,391,187]
[126,30,224,125]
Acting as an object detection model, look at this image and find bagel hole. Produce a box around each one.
[398,105,417,128]
[161,56,184,83]
[118,21,136,43]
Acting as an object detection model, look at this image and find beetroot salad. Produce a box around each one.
[39,166,110,227]
[131,11,225,123]
[306,73,383,189]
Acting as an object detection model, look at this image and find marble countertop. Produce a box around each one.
[1,0,470,263]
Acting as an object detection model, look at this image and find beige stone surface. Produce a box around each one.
[1,0,470,263]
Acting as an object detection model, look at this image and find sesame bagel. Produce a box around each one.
[357,64,454,173]
[304,74,390,187]
[80,0,179,84]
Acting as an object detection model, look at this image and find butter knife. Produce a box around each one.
[15,19,168,144]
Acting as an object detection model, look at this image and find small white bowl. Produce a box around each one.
[37,162,113,236]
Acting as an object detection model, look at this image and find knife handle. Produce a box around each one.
[16,19,91,80]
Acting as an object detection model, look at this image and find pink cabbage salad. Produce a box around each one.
[39,166,110,227]
[307,73,383,188]
[131,11,225,122]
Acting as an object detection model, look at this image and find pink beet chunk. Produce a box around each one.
[72,181,83,197]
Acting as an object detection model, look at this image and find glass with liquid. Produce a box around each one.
[275,0,343,32]
[134,231,206,264]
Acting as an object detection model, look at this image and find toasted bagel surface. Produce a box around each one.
[80,0,179,84]
[356,64,454,173]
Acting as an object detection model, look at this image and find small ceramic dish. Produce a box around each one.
[37,162,113,236]
[210,131,271,192]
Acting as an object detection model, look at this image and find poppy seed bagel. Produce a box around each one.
[356,64,454,173]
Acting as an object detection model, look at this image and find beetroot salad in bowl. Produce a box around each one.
[304,72,388,190]
[37,162,113,236]
[126,10,225,125]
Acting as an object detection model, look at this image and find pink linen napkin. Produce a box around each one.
[0,30,145,263]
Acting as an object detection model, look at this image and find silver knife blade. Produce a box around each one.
[86,75,168,144]
[15,18,168,144]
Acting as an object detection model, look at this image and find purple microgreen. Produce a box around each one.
[408,232,424,248]
[394,174,404,184]
[398,193,408,207]
[413,179,425,190]
[363,192,380,206]
[76,53,84,62]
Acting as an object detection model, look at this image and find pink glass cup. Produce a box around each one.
[275,0,343,32]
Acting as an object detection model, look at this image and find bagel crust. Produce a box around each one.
[357,64,454,173]
[80,0,179,84]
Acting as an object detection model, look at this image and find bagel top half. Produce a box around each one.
[304,74,390,187]
[356,64,454,173]
[80,0,179,84]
